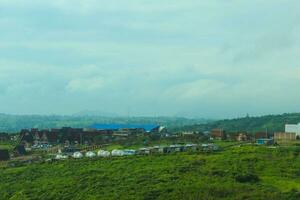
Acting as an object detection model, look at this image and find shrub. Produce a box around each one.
[235,173,260,183]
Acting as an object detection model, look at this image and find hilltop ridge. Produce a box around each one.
[174,113,300,133]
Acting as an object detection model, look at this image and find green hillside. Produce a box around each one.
[174,113,300,133]
[1,145,300,200]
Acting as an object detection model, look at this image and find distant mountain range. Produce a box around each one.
[174,113,300,133]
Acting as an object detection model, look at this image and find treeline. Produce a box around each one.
[0,114,208,133]
[2,112,300,134]
[172,113,300,134]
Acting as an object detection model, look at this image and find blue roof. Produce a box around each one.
[89,124,160,132]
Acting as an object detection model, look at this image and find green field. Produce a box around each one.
[1,145,300,200]
[0,143,14,151]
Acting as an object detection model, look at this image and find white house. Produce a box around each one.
[111,150,125,157]
[97,150,111,157]
[285,123,300,136]
[73,152,83,159]
[85,151,96,158]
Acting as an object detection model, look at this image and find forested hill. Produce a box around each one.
[0,113,209,133]
[174,113,300,133]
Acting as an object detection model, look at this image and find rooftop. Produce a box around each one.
[89,124,160,133]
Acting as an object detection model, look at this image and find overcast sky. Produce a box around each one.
[0,0,299,118]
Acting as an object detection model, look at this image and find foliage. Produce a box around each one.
[174,113,300,133]
[0,145,300,199]
[234,173,260,183]
[0,113,209,133]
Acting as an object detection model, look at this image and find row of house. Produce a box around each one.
[55,143,219,160]
[210,129,267,141]
[20,124,165,146]
[209,129,275,145]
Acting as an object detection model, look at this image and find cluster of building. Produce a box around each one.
[209,123,300,145]
[19,124,166,147]
[209,129,251,141]
[2,122,300,162]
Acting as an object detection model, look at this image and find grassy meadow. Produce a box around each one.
[1,145,300,200]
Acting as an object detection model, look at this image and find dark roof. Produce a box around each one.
[0,149,10,161]
[90,124,160,132]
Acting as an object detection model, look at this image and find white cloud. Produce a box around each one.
[0,0,299,117]
[66,77,104,92]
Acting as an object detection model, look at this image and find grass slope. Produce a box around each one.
[1,146,300,200]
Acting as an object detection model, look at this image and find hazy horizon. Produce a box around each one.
[1,111,299,121]
[1,1,300,118]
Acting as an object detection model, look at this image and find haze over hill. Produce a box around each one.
[0,113,210,133]
[1,112,300,134]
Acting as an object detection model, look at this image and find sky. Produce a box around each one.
[0,0,300,118]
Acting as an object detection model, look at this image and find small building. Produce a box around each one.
[20,129,34,145]
[201,144,219,151]
[210,129,226,140]
[274,132,296,142]
[90,124,162,134]
[138,148,150,155]
[112,150,125,156]
[159,146,170,153]
[185,144,198,151]
[149,146,160,154]
[255,132,268,140]
[97,150,111,157]
[158,147,166,153]
[55,154,68,160]
[256,138,274,145]
[85,151,97,158]
[14,145,27,156]
[285,123,300,137]
[73,152,84,159]
[123,149,136,156]
[236,133,248,141]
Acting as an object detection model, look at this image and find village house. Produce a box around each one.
[285,123,300,138]
[20,128,59,146]
[236,133,248,141]
[274,132,296,142]
[254,132,268,140]
[210,129,226,140]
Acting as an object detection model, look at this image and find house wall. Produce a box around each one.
[285,124,300,136]
[274,132,296,141]
[210,129,225,140]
